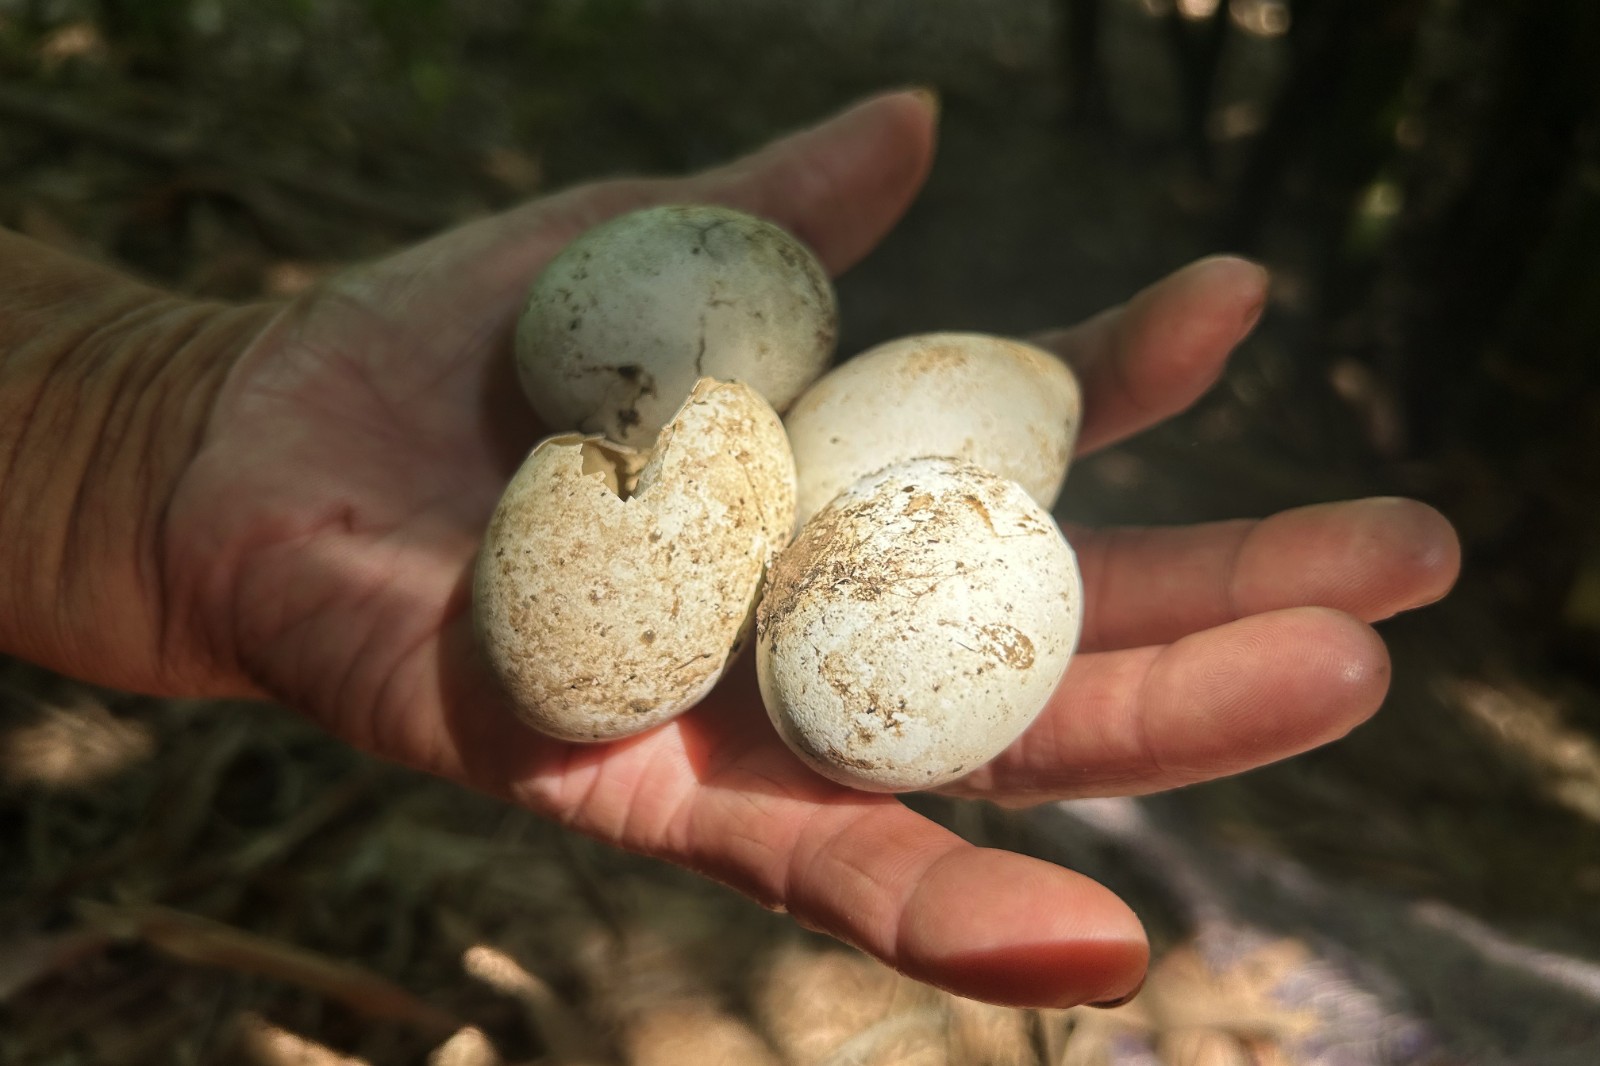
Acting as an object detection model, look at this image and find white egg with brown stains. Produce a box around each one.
[515,204,838,447]
[475,379,796,742]
[756,457,1082,792]
[784,332,1081,528]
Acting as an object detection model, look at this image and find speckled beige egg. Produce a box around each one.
[516,204,838,447]
[475,379,796,742]
[784,332,1081,529]
[756,457,1082,792]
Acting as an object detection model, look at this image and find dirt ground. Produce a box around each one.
[3,2,1599,1064]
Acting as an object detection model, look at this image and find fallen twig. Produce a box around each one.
[0,929,112,1002]
[78,899,461,1040]
[428,1027,506,1066]
[232,1011,373,1066]
[461,944,605,1064]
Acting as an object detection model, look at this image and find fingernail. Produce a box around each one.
[1085,976,1144,1010]
[907,85,942,122]
[1233,257,1270,338]
[1238,292,1267,342]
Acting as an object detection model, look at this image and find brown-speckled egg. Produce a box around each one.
[475,379,795,741]
[784,332,1081,529]
[516,204,837,447]
[756,457,1082,792]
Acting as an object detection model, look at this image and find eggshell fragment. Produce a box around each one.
[475,379,796,742]
[784,332,1082,528]
[756,458,1082,792]
[516,204,838,447]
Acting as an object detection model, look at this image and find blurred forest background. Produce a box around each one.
[2,1,1599,1064]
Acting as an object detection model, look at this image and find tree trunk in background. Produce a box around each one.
[1056,0,1110,128]
[1194,0,1600,639]
[1220,0,1423,254]
[1163,1,1232,179]
[1210,0,1424,465]
[1387,0,1600,632]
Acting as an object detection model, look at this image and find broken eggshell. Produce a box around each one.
[783,332,1082,529]
[474,379,796,742]
[756,457,1083,793]
[515,204,838,448]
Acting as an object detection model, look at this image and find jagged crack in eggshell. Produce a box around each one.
[516,204,838,447]
[784,332,1082,528]
[756,458,1082,792]
[475,379,796,742]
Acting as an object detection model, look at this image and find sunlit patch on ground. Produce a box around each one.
[0,692,154,788]
[1445,677,1600,825]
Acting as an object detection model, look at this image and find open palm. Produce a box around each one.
[163,92,1459,1008]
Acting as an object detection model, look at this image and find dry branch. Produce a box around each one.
[78,900,461,1041]
[0,929,112,1002]
[428,1027,506,1066]
[462,944,605,1064]
[233,1012,373,1066]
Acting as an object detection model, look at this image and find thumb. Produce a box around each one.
[519,87,940,275]
[374,90,939,314]
[674,87,941,274]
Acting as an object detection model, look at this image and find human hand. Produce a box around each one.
[141,90,1461,1007]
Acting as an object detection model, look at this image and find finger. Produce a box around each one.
[1035,256,1268,455]
[947,607,1390,804]
[524,727,1148,1009]
[1070,497,1462,651]
[431,632,1146,1008]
